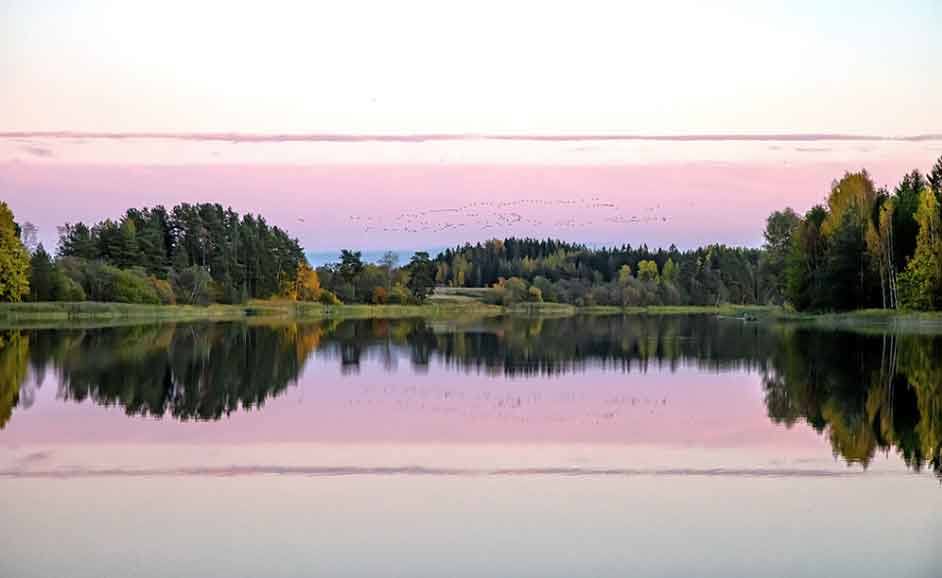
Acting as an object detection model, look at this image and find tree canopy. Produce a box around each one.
[0,202,30,303]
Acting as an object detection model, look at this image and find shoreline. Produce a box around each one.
[2,301,942,332]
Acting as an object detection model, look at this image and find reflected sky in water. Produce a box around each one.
[1,315,940,577]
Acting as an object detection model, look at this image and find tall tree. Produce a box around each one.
[785,205,828,310]
[866,197,898,308]
[28,244,55,302]
[338,250,364,300]
[0,202,30,302]
[760,208,799,304]
[898,187,942,310]
[891,170,926,270]
[820,172,880,310]
[928,155,942,198]
[406,252,436,302]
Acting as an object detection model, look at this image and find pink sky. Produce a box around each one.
[2,137,940,252]
[3,1,941,253]
[4,356,823,448]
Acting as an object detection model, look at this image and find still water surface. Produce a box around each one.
[1,315,940,577]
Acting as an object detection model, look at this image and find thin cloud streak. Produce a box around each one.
[2,131,941,143]
[0,465,885,479]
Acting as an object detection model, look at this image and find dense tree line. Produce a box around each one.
[773,156,942,311]
[51,203,306,304]
[0,203,308,305]
[433,238,767,307]
[2,155,941,310]
[315,249,437,305]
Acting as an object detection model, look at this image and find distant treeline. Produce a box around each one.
[431,154,942,311]
[433,238,764,307]
[1,154,941,310]
[0,202,436,306]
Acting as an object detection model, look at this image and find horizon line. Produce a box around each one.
[3,131,942,143]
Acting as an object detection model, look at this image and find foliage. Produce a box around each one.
[0,330,28,428]
[283,263,322,302]
[759,208,799,304]
[57,203,305,302]
[28,244,55,302]
[405,252,436,303]
[433,238,761,307]
[780,159,942,312]
[898,187,942,310]
[637,260,659,282]
[0,202,31,302]
[171,266,214,305]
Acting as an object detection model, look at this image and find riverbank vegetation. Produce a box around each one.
[2,155,941,313]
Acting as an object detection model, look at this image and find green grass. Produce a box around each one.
[0,300,504,326]
[0,301,247,321]
[5,300,942,333]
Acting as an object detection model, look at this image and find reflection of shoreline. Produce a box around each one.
[1,317,941,477]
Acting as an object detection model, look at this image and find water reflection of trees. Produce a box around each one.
[0,316,940,475]
[762,328,942,476]
[315,316,777,376]
[3,323,323,422]
[0,330,28,429]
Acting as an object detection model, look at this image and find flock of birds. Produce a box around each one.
[335,382,671,427]
[342,196,672,235]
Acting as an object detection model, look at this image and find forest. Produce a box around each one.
[1,154,940,312]
[430,155,942,311]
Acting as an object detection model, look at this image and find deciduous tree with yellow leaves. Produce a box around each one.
[0,202,30,302]
[283,262,322,301]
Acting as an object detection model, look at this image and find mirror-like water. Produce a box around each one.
[1,315,940,577]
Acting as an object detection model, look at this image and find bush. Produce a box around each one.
[386,284,413,304]
[528,286,543,303]
[149,277,176,305]
[51,271,86,301]
[171,266,213,305]
[318,290,342,305]
[491,277,530,305]
[372,286,388,304]
[111,268,160,304]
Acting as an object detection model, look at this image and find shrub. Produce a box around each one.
[372,286,388,304]
[51,271,86,301]
[149,277,176,305]
[111,268,160,304]
[386,284,413,304]
[318,290,342,305]
[171,266,213,305]
[528,286,543,303]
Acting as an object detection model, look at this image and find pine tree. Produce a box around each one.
[28,244,54,301]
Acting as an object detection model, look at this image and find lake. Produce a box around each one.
[1,315,940,577]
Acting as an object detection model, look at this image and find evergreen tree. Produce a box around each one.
[28,244,55,301]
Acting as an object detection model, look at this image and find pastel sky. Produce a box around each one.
[2,0,941,253]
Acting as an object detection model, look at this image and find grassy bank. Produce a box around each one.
[3,301,942,333]
[0,300,505,326]
[0,300,765,322]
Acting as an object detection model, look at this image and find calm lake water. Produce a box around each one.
[1,315,940,577]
